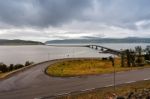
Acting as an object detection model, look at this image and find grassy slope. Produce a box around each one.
[46,58,150,77]
[0,69,20,79]
[0,72,9,78]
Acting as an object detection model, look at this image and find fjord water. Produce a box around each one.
[0,45,105,65]
[0,43,149,65]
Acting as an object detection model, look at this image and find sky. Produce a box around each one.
[0,0,150,42]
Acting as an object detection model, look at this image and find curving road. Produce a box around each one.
[0,58,150,99]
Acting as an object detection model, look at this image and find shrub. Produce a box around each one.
[14,64,24,69]
[8,64,14,71]
[145,54,150,60]
[0,63,8,73]
[0,61,33,73]
[102,57,108,60]
[25,61,34,66]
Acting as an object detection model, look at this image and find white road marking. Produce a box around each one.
[104,84,113,87]
[125,81,136,84]
[57,92,70,96]
[81,88,95,92]
[144,78,150,80]
[81,89,90,92]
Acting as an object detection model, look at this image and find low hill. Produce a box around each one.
[0,39,44,45]
[45,37,150,44]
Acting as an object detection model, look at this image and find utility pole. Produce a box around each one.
[109,55,116,91]
[113,58,116,91]
[48,53,50,60]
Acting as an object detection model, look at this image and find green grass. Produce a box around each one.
[46,58,149,77]
[56,80,150,99]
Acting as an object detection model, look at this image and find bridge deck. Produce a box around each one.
[86,45,121,55]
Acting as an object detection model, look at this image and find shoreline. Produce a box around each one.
[0,58,150,99]
[0,58,101,80]
[1,57,150,80]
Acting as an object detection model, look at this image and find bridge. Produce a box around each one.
[86,45,121,55]
[47,44,121,55]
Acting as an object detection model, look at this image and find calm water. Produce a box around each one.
[0,43,149,65]
[97,43,149,50]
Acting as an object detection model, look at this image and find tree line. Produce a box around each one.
[0,61,34,73]
[121,46,150,67]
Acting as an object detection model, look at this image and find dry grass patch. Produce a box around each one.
[0,72,9,79]
[46,58,149,77]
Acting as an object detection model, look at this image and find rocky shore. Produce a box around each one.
[108,88,150,99]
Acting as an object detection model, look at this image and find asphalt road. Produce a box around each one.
[0,59,150,99]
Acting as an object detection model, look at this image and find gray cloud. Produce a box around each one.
[0,0,91,28]
[0,0,150,41]
[0,0,150,30]
[82,0,150,30]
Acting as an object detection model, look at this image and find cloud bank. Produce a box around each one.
[0,0,150,41]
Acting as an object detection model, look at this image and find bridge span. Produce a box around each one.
[86,45,121,55]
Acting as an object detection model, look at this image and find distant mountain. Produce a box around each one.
[0,39,44,45]
[45,37,150,44]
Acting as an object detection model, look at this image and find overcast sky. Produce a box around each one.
[0,0,150,42]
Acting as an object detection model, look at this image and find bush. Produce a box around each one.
[8,64,14,71]
[25,61,34,66]
[0,63,8,73]
[102,57,108,60]
[0,61,34,73]
[144,54,150,60]
[14,64,24,69]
